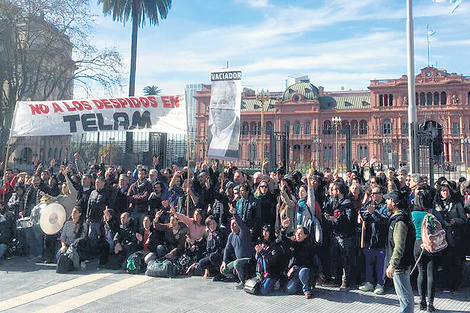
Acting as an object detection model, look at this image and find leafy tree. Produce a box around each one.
[0,0,125,160]
[143,85,161,95]
[98,0,172,96]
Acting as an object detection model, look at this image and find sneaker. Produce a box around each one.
[359,282,374,292]
[339,281,348,291]
[427,304,436,312]
[304,293,312,299]
[235,282,245,290]
[374,284,384,295]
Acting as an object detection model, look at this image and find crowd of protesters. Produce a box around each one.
[0,153,469,311]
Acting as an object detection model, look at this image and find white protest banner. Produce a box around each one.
[207,68,242,161]
[10,95,187,137]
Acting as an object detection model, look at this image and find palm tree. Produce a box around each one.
[143,85,162,95]
[98,0,172,96]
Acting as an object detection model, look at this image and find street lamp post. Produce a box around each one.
[312,137,322,168]
[332,116,342,171]
[461,137,470,175]
[256,89,270,173]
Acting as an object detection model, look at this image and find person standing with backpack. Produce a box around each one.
[411,187,446,312]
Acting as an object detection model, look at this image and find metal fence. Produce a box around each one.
[5,131,189,173]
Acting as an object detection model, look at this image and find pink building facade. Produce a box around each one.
[194,67,470,171]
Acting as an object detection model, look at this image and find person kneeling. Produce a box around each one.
[285,226,320,299]
[220,204,254,289]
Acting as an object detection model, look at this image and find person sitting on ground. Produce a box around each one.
[152,209,188,261]
[170,206,206,241]
[57,207,87,270]
[0,204,14,262]
[220,204,254,290]
[253,224,285,295]
[136,215,160,254]
[284,225,320,299]
[113,212,140,266]
[188,215,225,280]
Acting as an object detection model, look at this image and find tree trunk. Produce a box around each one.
[129,0,139,97]
[127,0,139,154]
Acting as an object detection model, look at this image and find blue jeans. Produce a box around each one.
[0,243,6,260]
[393,269,414,313]
[286,267,312,295]
[260,277,275,295]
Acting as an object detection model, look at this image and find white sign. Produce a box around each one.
[207,68,242,161]
[10,95,187,137]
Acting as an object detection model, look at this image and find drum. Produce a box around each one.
[39,202,66,235]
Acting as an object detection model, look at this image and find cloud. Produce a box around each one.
[235,0,270,8]
[84,0,470,96]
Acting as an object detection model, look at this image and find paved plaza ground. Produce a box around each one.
[0,257,469,313]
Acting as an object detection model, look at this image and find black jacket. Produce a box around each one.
[87,188,109,222]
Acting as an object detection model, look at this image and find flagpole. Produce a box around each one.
[407,0,419,175]
[185,94,191,217]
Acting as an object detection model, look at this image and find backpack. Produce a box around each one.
[421,213,448,254]
[126,251,147,274]
[145,259,178,278]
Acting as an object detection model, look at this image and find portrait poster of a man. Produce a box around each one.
[207,69,242,161]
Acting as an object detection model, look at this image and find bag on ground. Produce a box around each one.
[244,275,262,295]
[127,251,147,274]
[145,259,178,278]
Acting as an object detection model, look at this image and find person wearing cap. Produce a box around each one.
[384,190,416,313]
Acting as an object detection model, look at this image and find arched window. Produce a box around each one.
[293,144,301,163]
[389,94,393,106]
[323,120,332,135]
[441,92,447,105]
[294,121,301,135]
[427,92,432,106]
[303,144,311,162]
[382,119,391,135]
[249,143,256,162]
[342,120,349,131]
[250,122,257,135]
[350,120,358,136]
[359,120,368,135]
[420,92,426,106]
[434,92,440,105]
[242,122,249,135]
[379,94,384,106]
[357,145,369,160]
[21,147,33,163]
[266,121,273,135]
[416,92,419,105]
[284,121,290,134]
[257,122,261,135]
[304,122,311,135]
[384,94,388,106]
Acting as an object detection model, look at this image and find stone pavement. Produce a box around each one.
[0,257,469,313]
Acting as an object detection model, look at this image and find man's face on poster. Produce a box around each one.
[210,83,236,131]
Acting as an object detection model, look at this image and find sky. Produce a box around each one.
[84,0,470,97]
